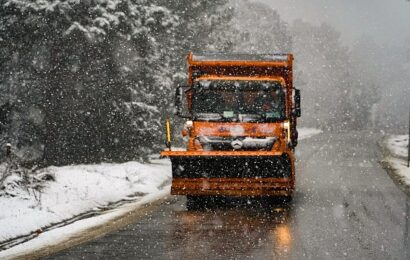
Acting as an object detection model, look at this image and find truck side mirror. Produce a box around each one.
[174,85,191,118]
[294,89,301,117]
[175,85,183,116]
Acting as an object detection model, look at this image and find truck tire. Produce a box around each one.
[278,154,292,178]
[264,195,292,205]
[186,195,205,210]
[279,195,293,203]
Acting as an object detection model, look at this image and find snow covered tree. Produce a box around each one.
[290,20,371,130]
[0,0,177,165]
[156,0,236,78]
[349,36,382,129]
[157,0,235,52]
[230,0,292,53]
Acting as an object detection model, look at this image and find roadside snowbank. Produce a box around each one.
[382,135,410,189]
[298,127,322,140]
[385,134,408,159]
[0,160,171,245]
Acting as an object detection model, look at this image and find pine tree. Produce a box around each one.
[291,20,355,130]
[0,0,177,165]
[230,0,292,53]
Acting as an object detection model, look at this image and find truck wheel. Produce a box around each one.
[265,195,292,205]
[279,195,293,203]
[278,154,292,178]
[186,195,204,210]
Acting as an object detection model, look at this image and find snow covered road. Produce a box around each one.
[45,131,410,259]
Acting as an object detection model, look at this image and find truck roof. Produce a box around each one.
[191,52,289,62]
[187,52,293,87]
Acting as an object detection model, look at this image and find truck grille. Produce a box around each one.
[197,136,276,151]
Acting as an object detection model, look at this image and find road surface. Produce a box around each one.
[47,131,410,259]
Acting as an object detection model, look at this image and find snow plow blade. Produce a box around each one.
[161,151,294,196]
[171,178,293,196]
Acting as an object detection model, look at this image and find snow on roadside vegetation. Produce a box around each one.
[0,160,171,244]
[383,135,410,187]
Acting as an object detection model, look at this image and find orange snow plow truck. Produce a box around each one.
[161,52,301,206]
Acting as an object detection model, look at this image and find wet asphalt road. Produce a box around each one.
[47,131,410,259]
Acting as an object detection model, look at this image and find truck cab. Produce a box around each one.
[161,52,301,207]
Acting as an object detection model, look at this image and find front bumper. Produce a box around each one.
[171,177,294,196]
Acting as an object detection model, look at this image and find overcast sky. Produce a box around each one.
[258,0,410,46]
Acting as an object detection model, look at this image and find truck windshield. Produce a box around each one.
[192,80,286,122]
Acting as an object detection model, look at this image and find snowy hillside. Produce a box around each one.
[0,160,171,245]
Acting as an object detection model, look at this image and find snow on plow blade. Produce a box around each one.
[161,151,294,196]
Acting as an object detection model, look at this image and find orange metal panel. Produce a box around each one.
[195,75,286,84]
[186,52,293,89]
[170,177,294,196]
[192,121,282,138]
[189,60,291,68]
[171,189,292,197]
[160,150,283,157]
[187,52,293,68]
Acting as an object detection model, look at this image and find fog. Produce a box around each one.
[256,0,410,129]
[259,0,410,46]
